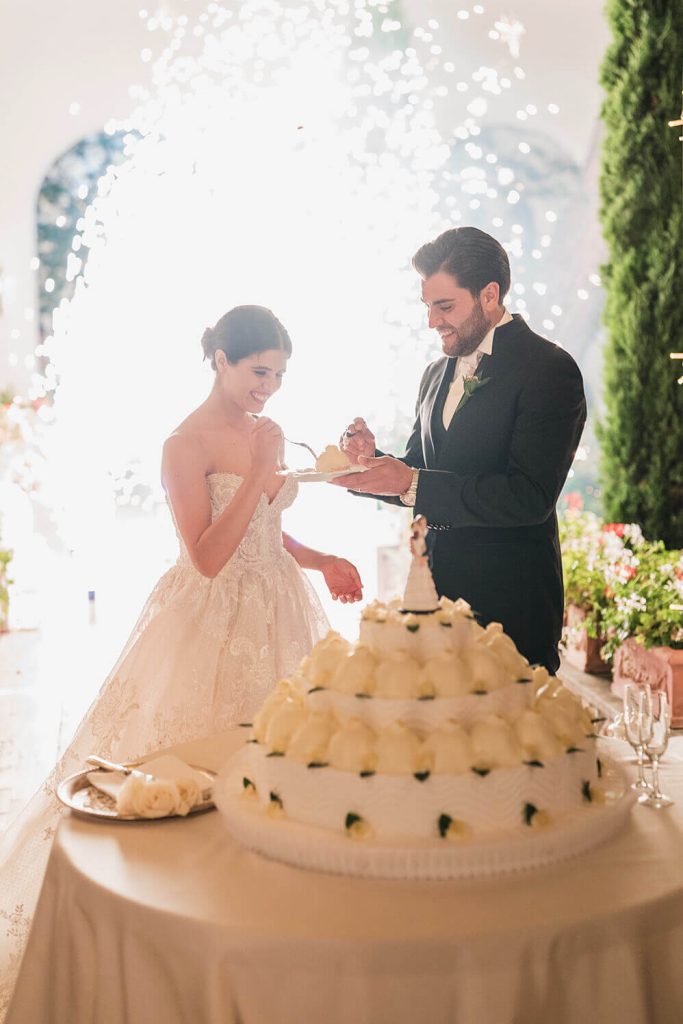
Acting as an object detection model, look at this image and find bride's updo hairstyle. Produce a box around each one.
[201,305,292,371]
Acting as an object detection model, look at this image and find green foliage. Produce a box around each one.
[598,0,683,547]
[559,510,683,660]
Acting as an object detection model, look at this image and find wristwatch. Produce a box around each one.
[399,468,420,507]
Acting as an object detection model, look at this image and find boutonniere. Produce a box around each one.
[454,374,491,415]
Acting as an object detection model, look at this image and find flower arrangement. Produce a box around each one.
[559,510,683,663]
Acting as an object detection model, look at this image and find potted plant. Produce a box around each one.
[559,511,615,674]
[603,541,683,725]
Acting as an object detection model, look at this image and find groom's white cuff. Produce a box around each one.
[399,468,420,507]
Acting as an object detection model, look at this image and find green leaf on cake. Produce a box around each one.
[406,623,420,633]
[242,777,255,791]
[523,759,545,768]
[438,813,453,838]
[269,791,283,807]
[359,770,376,778]
[471,766,491,777]
[581,780,593,803]
[413,771,431,782]
[523,802,538,826]
[345,812,362,829]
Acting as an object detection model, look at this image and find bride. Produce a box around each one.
[0,304,362,1014]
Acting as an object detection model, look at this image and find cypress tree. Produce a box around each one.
[598,0,683,547]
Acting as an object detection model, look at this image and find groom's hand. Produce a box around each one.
[332,455,413,496]
[340,417,375,464]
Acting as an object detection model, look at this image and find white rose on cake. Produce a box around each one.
[470,714,523,769]
[375,722,424,775]
[514,709,564,759]
[419,651,471,697]
[329,646,377,695]
[303,632,351,687]
[374,652,421,698]
[327,718,376,773]
[287,710,337,764]
[423,720,474,773]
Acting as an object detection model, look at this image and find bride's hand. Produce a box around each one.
[340,417,375,464]
[249,418,283,476]
[321,556,363,603]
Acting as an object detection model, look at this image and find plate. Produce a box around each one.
[290,466,367,483]
[57,766,217,822]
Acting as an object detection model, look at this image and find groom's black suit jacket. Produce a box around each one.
[381,315,586,672]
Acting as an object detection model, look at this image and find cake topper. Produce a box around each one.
[402,515,440,613]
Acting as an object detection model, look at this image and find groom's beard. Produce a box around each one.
[440,299,490,358]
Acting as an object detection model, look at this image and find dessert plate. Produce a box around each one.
[57,765,216,822]
[290,466,367,483]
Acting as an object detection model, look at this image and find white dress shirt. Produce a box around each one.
[442,309,513,429]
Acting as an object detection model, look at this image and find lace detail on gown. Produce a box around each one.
[0,472,329,1016]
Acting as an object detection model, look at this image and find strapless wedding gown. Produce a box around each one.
[0,472,328,1015]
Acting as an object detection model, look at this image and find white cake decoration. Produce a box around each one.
[217,517,634,879]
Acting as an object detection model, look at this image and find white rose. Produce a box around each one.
[287,710,337,764]
[484,629,529,678]
[375,722,423,775]
[327,718,376,773]
[252,680,302,742]
[419,651,471,697]
[469,714,522,769]
[117,776,180,818]
[423,721,473,773]
[174,777,202,816]
[330,646,377,695]
[264,698,308,753]
[465,644,511,693]
[514,709,564,759]
[304,632,351,686]
[374,652,421,698]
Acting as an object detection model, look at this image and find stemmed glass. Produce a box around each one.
[639,689,673,809]
[623,683,653,792]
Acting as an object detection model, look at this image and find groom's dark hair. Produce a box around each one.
[412,227,511,302]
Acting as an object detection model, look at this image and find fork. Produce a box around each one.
[284,437,319,462]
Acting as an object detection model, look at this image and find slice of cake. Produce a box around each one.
[314,445,351,473]
[217,519,632,879]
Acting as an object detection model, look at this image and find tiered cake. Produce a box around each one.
[217,519,632,878]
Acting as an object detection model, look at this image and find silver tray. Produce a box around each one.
[57,766,216,822]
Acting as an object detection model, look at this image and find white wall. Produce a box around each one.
[0,0,608,396]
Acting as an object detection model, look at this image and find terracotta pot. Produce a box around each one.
[611,638,683,728]
[561,604,610,675]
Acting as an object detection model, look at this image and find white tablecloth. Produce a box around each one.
[7,732,683,1024]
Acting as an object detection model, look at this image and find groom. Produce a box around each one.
[336,226,586,673]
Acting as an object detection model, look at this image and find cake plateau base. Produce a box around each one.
[216,777,635,880]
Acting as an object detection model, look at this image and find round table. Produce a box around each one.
[7,732,683,1024]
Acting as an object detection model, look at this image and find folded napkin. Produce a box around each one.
[87,754,212,817]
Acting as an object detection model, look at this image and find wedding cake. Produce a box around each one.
[217,519,632,878]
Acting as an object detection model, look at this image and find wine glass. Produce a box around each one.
[622,683,653,792]
[639,689,673,809]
